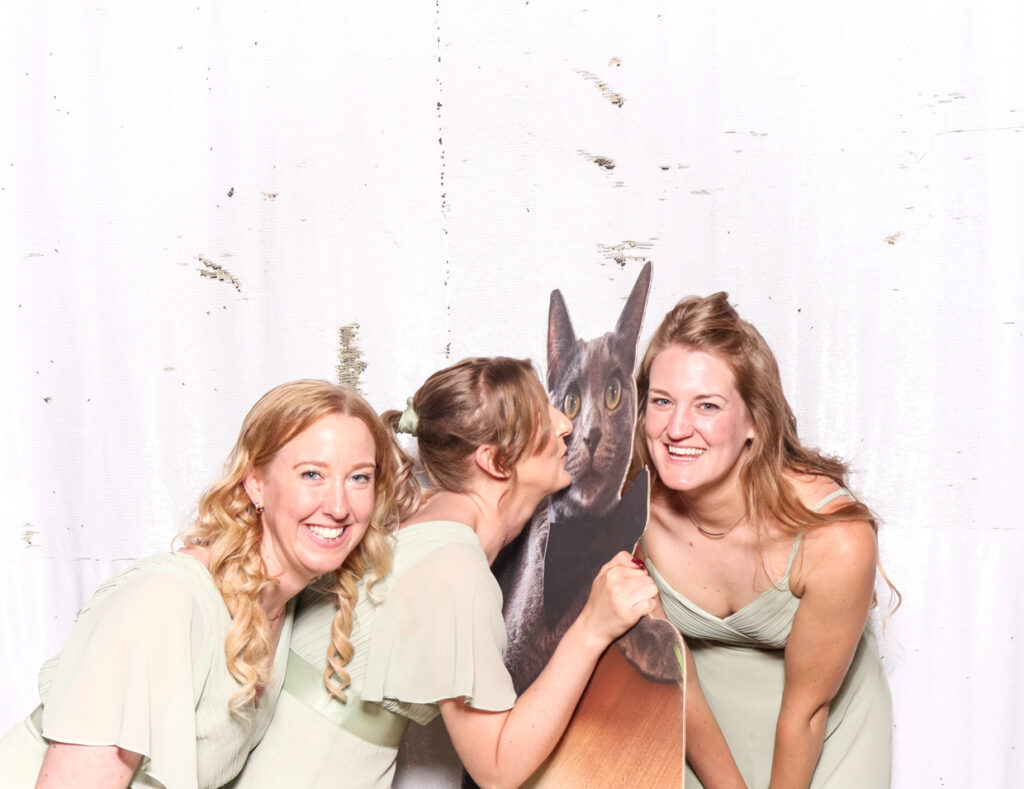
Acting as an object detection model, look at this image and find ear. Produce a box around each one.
[242,471,264,509]
[613,261,653,366]
[547,289,577,392]
[474,444,511,481]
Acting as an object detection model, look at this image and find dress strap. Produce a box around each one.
[283,649,409,748]
[784,488,853,575]
[811,487,852,512]
[784,532,805,576]
[786,487,851,573]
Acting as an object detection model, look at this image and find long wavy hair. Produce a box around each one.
[631,293,899,611]
[382,357,551,498]
[181,380,420,711]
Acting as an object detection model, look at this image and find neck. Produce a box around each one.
[671,480,748,539]
[416,480,526,564]
[257,542,306,621]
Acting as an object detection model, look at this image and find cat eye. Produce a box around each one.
[563,386,581,419]
[604,375,622,410]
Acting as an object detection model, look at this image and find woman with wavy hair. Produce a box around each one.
[631,293,897,788]
[232,357,657,789]
[0,379,417,789]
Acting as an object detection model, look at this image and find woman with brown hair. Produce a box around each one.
[0,380,415,789]
[234,357,657,789]
[632,294,896,788]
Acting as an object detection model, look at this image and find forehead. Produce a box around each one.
[274,412,376,461]
[649,345,740,394]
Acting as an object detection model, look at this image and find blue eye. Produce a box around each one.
[698,402,720,412]
[301,470,323,480]
[349,472,374,487]
[650,396,671,408]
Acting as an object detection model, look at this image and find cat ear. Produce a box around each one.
[613,261,653,363]
[547,289,577,391]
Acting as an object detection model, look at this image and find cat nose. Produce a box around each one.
[582,426,602,453]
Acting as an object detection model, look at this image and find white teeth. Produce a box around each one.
[667,446,705,457]
[308,525,344,541]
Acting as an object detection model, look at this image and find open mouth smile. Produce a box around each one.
[666,446,705,459]
[306,524,348,542]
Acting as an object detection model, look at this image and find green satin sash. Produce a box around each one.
[283,649,408,748]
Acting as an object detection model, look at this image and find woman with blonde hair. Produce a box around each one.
[0,379,416,789]
[233,357,657,788]
[632,293,896,788]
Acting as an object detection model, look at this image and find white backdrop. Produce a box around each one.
[2,2,1022,786]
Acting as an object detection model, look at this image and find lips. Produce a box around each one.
[666,445,705,459]
[305,524,347,542]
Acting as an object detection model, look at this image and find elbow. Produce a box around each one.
[777,699,831,742]
[465,771,518,789]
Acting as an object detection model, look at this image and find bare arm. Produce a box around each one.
[36,742,141,789]
[440,552,658,789]
[768,520,877,789]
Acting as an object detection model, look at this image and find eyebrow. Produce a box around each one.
[292,460,328,470]
[648,387,727,400]
[291,459,376,471]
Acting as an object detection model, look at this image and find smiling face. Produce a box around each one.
[244,411,377,590]
[513,403,574,509]
[644,345,755,500]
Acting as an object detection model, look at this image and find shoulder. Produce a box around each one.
[786,472,848,512]
[94,554,212,605]
[786,475,877,590]
[395,521,487,572]
[397,537,493,594]
[82,554,225,640]
[794,520,877,600]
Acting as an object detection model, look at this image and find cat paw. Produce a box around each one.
[615,617,684,684]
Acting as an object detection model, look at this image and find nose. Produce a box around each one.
[666,406,694,439]
[323,479,351,520]
[550,404,572,437]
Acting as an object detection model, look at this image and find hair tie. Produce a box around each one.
[397,397,419,436]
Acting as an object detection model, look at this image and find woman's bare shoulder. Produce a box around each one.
[786,474,876,587]
[785,471,859,512]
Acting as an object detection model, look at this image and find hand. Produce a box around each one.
[577,552,659,647]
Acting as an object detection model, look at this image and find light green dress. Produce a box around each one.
[228,520,516,789]
[0,553,293,789]
[646,492,893,788]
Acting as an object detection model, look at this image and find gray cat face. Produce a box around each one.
[546,262,651,522]
[548,333,637,520]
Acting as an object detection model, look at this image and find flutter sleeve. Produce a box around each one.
[361,541,516,723]
[38,562,216,789]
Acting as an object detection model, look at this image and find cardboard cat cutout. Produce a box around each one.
[492,262,685,787]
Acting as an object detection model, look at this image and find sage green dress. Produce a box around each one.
[228,520,516,789]
[0,553,293,789]
[645,491,893,788]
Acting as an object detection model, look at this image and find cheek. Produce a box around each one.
[353,488,377,525]
[710,416,750,449]
[644,413,666,441]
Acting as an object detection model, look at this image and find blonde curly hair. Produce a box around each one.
[181,380,420,711]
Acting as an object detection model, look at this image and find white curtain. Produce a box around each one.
[2,2,1021,785]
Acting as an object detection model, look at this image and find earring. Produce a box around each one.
[256,505,264,516]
